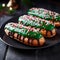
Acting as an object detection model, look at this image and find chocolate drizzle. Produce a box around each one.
[46,30,53,37]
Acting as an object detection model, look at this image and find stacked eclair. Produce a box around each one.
[4,7,59,47]
[28,8,60,27]
[18,15,56,38]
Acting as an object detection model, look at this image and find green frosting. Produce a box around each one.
[43,24,54,31]
[28,8,60,21]
[28,11,53,20]
[5,24,43,39]
[19,17,55,31]
[55,15,60,21]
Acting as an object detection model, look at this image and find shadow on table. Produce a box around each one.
[5,43,60,60]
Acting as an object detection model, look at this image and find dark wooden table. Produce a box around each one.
[0,1,60,60]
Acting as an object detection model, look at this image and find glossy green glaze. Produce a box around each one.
[55,15,60,21]
[28,8,60,21]
[5,24,43,39]
[19,16,55,31]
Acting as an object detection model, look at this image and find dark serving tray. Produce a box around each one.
[0,16,60,49]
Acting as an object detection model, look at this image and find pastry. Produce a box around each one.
[18,15,56,37]
[4,22,45,46]
[28,8,60,27]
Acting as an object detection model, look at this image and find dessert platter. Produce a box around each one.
[0,8,60,49]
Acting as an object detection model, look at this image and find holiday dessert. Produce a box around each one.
[28,8,60,27]
[18,15,56,37]
[4,22,45,46]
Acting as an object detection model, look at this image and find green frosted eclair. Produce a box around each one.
[18,15,56,37]
[4,22,45,46]
[28,8,60,27]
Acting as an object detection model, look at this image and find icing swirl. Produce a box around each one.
[28,8,60,21]
[5,23,43,39]
[19,15,55,31]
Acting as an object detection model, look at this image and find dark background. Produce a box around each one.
[0,0,60,6]
[0,0,59,4]
[0,0,60,13]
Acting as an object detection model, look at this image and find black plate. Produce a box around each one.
[0,16,60,49]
